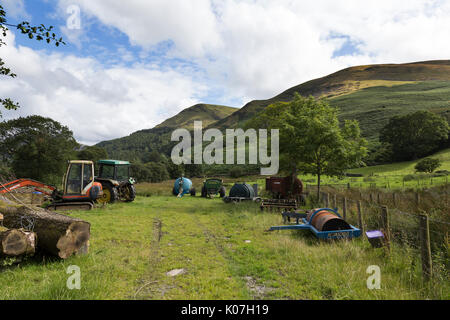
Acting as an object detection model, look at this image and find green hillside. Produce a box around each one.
[212,60,450,130]
[97,60,450,161]
[330,81,450,141]
[155,104,237,130]
[97,104,237,161]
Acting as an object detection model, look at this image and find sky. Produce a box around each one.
[0,0,449,145]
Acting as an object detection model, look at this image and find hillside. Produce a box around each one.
[97,60,450,160]
[155,104,237,130]
[97,104,237,161]
[212,60,450,131]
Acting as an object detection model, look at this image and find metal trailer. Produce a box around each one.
[269,208,361,240]
[222,196,262,203]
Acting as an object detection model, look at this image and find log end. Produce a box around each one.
[56,221,90,259]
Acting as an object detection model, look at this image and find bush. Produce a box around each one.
[414,158,442,173]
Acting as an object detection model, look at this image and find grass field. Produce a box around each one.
[0,195,447,300]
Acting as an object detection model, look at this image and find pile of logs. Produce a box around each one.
[0,204,90,259]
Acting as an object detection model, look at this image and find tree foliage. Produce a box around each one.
[0,116,78,184]
[380,110,449,161]
[77,146,108,164]
[414,158,442,173]
[247,93,367,198]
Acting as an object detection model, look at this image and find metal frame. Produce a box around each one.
[269,208,361,239]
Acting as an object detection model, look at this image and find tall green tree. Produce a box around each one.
[380,111,449,161]
[77,146,108,164]
[248,94,367,199]
[0,4,65,113]
[0,116,78,184]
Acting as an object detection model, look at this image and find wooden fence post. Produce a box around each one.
[333,194,337,210]
[370,193,374,203]
[381,206,390,252]
[416,192,420,206]
[325,193,330,208]
[377,193,381,205]
[419,214,432,282]
[392,192,397,207]
[357,200,364,234]
[343,197,347,220]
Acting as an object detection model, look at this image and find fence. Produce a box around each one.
[304,184,449,282]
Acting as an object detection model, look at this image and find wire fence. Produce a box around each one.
[304,184,449,281]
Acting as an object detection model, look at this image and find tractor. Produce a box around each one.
[1,160,103,210]
[94,160,136,204]
[201,178,226,198]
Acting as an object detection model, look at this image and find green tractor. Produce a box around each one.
[95,160,136,204]
[201,178,226,198]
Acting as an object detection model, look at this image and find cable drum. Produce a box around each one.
[229,183,255,199]
[306,209,352,231]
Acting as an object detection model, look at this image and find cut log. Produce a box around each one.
[0,205,90,259]
[0,228,37,257]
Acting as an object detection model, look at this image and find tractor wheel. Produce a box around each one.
[201,186,207,198]
[219,186,226,198]
[190,187,196,196]
[122,184,136,202]
[97,183,118,204]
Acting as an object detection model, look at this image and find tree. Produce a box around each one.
[0,116,78,184]
[247,94,367,199]
[0,4,65,113]
[380,111,449,161]
[77,146,108,164]
[415,158,441,174]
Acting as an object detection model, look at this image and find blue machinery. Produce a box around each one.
[269,208,361,240]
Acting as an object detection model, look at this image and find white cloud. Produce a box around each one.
[0,32,205,145]
[2,0,450,144]
[1,0,29,20]
[58,0,450,101]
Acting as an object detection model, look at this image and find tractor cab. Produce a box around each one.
[95,160,136,204]
[44,160,103,210]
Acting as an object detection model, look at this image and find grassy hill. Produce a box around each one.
[97,104,237,161]
[212,60,450,131]
[97,60,450,161]
[155,104,237,130]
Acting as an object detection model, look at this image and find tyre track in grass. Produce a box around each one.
[132,217,163,299]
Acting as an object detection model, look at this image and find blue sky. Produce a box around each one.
[1,0,449,144]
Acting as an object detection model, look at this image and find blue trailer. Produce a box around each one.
[269,208,361,240]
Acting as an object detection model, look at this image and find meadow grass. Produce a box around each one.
[0,195,447,300]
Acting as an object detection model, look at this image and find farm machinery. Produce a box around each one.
[201,178,226,198]
[173,177,196,197]
[269,208,361,240]
[0,160,103,210]
[94,160,136,204]
[259,176,306,211]
[0,159,137,210]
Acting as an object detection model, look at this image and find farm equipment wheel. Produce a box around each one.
[201,186,207,197]
[190,187,196,196]
[219,186,226,198]
[97,183,118,204]
[122,184,136,202]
